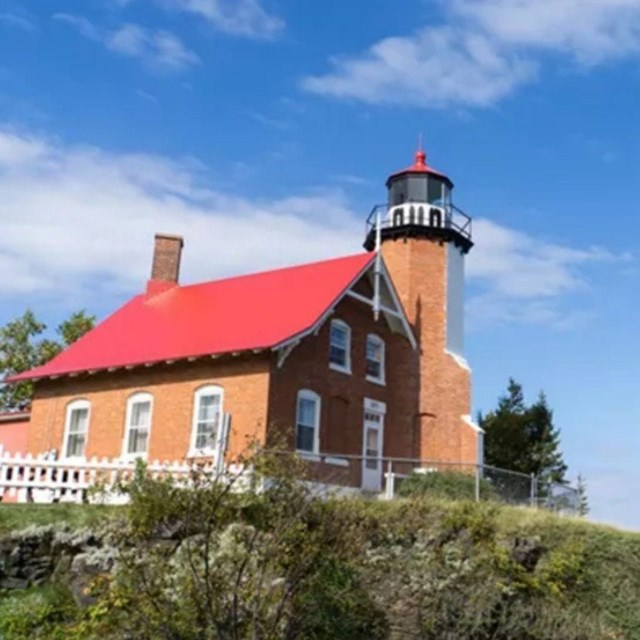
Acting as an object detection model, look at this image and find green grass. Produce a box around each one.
[0,503,118,535]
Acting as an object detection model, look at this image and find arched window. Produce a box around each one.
[63,399,90,459]
[296,390,321,454]
[393,208,404,226]
[123,392,153,460]
[190,385,224,456]
[365,334,385,385]
[329,319,351,373]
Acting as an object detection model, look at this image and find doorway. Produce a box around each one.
[361,399,386,491]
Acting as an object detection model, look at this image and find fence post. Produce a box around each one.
[530,473,536,508]
[475,464,481,502]
[384,460,394,500]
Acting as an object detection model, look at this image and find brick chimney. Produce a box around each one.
[147,233,184,295]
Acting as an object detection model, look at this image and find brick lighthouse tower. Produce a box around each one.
[365,148,480,464]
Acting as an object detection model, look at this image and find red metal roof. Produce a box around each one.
[386,150,453,187]
[8,253,375,382]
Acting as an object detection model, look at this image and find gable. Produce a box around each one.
[273,257,416,367]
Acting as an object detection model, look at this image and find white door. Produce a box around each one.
[362,399,385,491]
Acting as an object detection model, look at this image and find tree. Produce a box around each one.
[0,309,95,411]
[479,379,568,484]
[577,474,589,516]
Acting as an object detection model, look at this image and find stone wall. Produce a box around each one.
[0,524,115,605]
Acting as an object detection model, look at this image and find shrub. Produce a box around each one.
[397,469,496,501]
[0,586,78,640]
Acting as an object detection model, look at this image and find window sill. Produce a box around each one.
[296,451,321,463]
[324,456,349,468]
[329,363,352,375]
[187,450,215,459]
[366,375,386,386]
[120,454,148,464]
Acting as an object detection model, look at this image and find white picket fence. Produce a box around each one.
[0,449,217,504]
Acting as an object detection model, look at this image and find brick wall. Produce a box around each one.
[24,244,472,469]
[381,238,477,464]
[27,355,270,461]
[0,415,29,455]
[267,293,418,463]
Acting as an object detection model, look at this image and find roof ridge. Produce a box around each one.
[174,251,372,292]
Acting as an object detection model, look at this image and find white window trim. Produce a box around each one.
[329,319,352,375]
[62,399,91,460]
[296,389,321,455]
[364,397,387,415]
[188,384,224,458]
[324,456,349,468]
[365,333,386,386]
[121,392,153,462]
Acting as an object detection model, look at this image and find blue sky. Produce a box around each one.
[0,0,639,527]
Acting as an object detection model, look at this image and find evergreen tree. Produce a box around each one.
[0,309,95,411]
[479,379,567,483]
[577,474,589,516]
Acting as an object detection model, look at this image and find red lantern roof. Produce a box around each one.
[386,150,453,188]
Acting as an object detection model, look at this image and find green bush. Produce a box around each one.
[3,453,639,639]
[0,586,78,639]
[397,469,496,501]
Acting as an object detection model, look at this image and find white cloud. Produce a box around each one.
[150,0,283,39]
[0,12,36,32]
[303,26,534,108]
[467,218,626,328]
[0,130,47,166]
[0,127,361,300]
[54,14,200,72]
[304,0,640,108]
[0,126,624,330]
[453,0,640,64]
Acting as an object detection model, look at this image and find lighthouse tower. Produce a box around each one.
[365,149,479,464]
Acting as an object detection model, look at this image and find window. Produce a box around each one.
[366,334,385,384]
[190,385,223,455]
[296,390,320,454]
[63,400,90,459]
[329,319,351,373]
[123,392,153,459]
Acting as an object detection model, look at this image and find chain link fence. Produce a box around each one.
[262,450,579,515]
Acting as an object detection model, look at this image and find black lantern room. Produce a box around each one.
[364,150,473,253]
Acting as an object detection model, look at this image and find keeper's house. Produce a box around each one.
[6,150,481,491]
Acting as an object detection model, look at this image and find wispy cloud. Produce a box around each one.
[0,125,625,331]
[304,0,640,108]
[135,88,158,104]
[247,110,290,130]
[467,218,629,328]
[453,0,640,64]
[0,126,360,301]
[0,12,36,32]
[145,0,283,40]
[54,14,200,72]
[303,27,535,109]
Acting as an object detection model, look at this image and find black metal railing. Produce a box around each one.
[365,201,473,244]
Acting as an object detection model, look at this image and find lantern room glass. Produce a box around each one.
[388,175,449,207]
